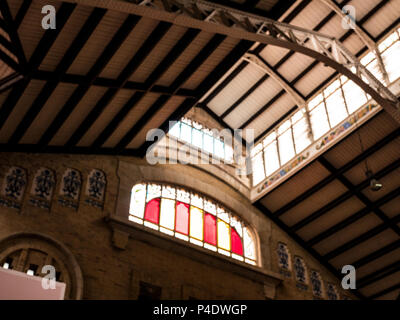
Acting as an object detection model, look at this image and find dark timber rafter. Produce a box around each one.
[37,14,141,148]
[0,2,76,131]
[91,27,201,149]
[65,21,172,147]
[273,127,400,218]
[114,33,227,151]
[8,7,107,145]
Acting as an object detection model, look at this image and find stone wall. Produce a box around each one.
[0,152,355,300]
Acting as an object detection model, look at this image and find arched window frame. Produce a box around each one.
[128,182,258,266]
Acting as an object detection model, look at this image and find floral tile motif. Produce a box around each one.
[58,168,81,210]
[85,169,106,209]
[29,168,56,209]
[0,167,27,210]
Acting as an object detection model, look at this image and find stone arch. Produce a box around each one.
[0,232,83,300]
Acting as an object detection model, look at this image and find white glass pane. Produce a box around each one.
[159,198,176,230]
[252,153,265,185]
[382,41,400,83]
[203,134,214,154]
[176,188,190,203]
[214,139,225,159]
[264,141,280,176]
[169,122,180,138]
[146,184,161,201]
[310,103,330,140]
[190,206,203,241]
[278,120,291,134]
[293,118,311,153]
[251,142,263,157]
[366,58,384,83]
[378,32,398,52]
[291,109,304,124]
[325,89,348,127]
[191,194,203,209]
[278,130,295,165]
[324,79,340,97]
[180,123,192,144]
[308,93,323,110]
[360,52,375,65]
[130,184,146,218]
[162,185,175,199]
[263,132,276,147]
[224,143,234,163]
[204,200,216,214]
[217,219,230,251]
[192,128,203,149]
[342,80,368,114]
[217,209,230,224]
[244,227,256,260]
[230,216,243,236]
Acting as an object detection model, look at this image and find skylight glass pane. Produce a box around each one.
[204,213,217,246]
[214,139,225,159]
[217,219,230,251]
[378,31,398,52]
[130,184,146,219]
[175,202,189,235]
[324,79,340,97]
[252,152,265,185]
[159,198,175,230]
[382,40,400,83]
[190,206,203,241]
[144,198,160,224]
[308,93,323,110]
[310,103,330,140]
[291,109,304,124]
[278,129,295,165]
[360,52,375,65]
[264,141,280,176]
[224,143,234,163]
[203,133,214,154]
[263,132,276,147]
[192,128,203,149]
[325,89,348,127]
[342,80,368,114]
[366,58,384,83]
[169,121,180,138]
[180,122,192,144]
[278,120,291,134]
[293,118,311,153]
[251,143,263,157]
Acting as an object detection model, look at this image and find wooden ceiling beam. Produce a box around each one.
[37,14,141,148]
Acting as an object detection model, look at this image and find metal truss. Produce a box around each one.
[129,0,400,123]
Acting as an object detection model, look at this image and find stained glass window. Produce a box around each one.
[129,182,257,265]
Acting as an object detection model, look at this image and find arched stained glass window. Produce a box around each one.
[277,242,290,271]
[129,183,257,265]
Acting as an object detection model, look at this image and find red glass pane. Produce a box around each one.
[144,198,160,224]
[231,228,243,255]
[204,213,217,245]
[175,202,189,235]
